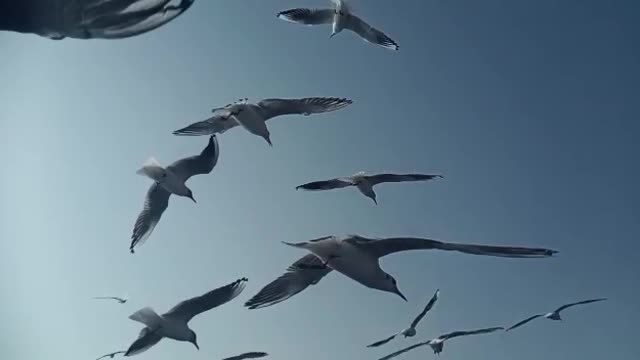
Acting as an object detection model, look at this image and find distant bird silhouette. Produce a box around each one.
[130,135,219,253]
[296,172,443,204]
[93,296,127,304]
[277,0,399,50]
[379,327,504,359]
[367,289,440,347]
[0,0,194,40]
[507,298,607,331]
[222,352,269,360]
[124,278,247,356]
[95,351,125,360]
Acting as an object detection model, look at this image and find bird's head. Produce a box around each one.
[380,273,407,301]
[189,330,199,350]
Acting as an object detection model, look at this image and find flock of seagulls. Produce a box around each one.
[0,1,607,359]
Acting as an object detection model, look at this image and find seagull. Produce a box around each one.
[173,97,353,146]
[277,0,399,50]
[506,298,607,331]
[367,289,440,348]
[0,0,194,40]
[296,172,443,204]
[96,351,126,360]
[124,277,247,357]
[130,135,219,253]
[93,296,128,304]
[245,235,556,309]
[222,352,269,360]
[378,327,505,359]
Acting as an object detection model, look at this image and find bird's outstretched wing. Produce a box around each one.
[166,135,219,181]
[344,14,399,50]
[276,8,335,25]
[359,236,557,259]
[95,351,125,360]
[173,110,238,136]
[438,327,504,341]
[222,352,269,360]
[555,298,607,313]
[245,254,332,309]
[130,183,171,253]
[378,341,431,360]
[366,174,442,186]
[410,289,440,329]
[124,327,163,357]
[257,97,352,121]
[506,314,544,331]
[164,278,248,323]
[367,333,399,348]
[296,178,353,191]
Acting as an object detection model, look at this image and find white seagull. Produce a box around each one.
[93,296,128,304]
[222,352,269,360]
[506,298,607,331]
[245,235,556,309]
[367,289,440,348]
[130,135,219,253]
[378,327,505,359]
[277,0,399,50]
[296,172,443,204]
[173,97,353,146]
[95,351,126,360]
[124,278,247,357]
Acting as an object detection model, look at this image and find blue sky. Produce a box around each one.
[1,1,638,359]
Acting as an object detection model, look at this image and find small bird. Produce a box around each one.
[0,0,194,40]
[93,296,128,304]
[296,172,443,204]
[222,352,269,360]
[173,97,353,146]
[95,351,126,360]
[506,298,607,331]
[124,277,247,356]
[378,327,505,359]
[130,135,219,253]
[277,0,399,50]
[367,289,440,348]
[245,235,556,309]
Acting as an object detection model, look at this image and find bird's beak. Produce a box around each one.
[394,287,408,302]
[192,341,199,350]
[372,198,378,205]
[265,137,273,147]
[189,195,197,203]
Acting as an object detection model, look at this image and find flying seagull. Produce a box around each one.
[0,0,194,40]
[124,277,247,357]
[222,352,269,360]
[245,235,556,309]
[173,97,353,146]
[506,298,607,331]
[130,135,219,253]
[277,0,399,50]
[296,172,443,204]
[96,351,126,360]
[378,327,505,359]
[93,296,128,304]
[367,289,440,348]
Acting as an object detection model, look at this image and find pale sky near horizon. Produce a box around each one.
[1,1,639,360]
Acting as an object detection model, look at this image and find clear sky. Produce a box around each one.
[1,1,639,359]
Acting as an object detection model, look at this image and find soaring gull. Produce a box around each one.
[277,0,398,50]
[222,352,269,360]
[130,135,219,253]
[95,351,126,360]
[245,235,556,309]
[93,296,128,304]
[0,0,194,40]
[506,298,607,331]
[367,289,440,347]
[173,97,353,146]
[296,172,443,204]
[379,327,505,359]
[124,277,247,356]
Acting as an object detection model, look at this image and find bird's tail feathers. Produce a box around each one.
[128,307,163,329]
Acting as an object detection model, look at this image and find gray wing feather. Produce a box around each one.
[506,314,544,331]
[173,110,238,136]
[555,298,607,313]
[378,341,431,360]
[166,135,219,181]
[257,97,353,120]
[296,178,353,191]
[222,352,269,360]
[410,289,440,329]
[130,183,171,253]
[438,327,504,341]
[276,8,335,25]
[367,174,443,186]
[345,14,399,50]
[245,255,332,309]
[164,278,248,322]
[124,327,163,356]
[362,237,557,259]
[367,333,399,348]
